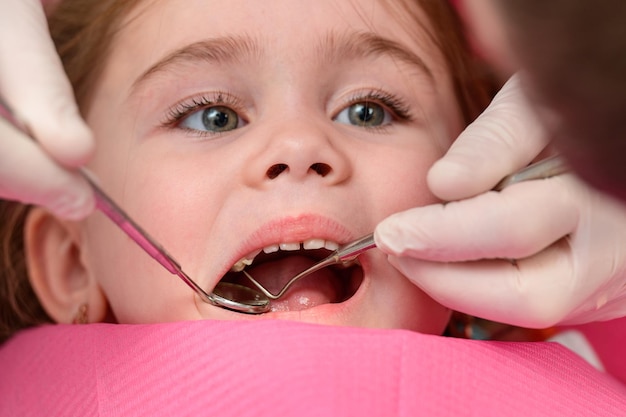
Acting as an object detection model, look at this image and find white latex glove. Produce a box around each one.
[0,0,94,219]
[374,76,626,328]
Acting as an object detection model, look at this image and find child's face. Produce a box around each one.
[79,0,462,332]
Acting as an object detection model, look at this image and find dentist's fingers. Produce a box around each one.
[375,175,578,262]
[385,243,578,329]
[0,121,93,219]
[428,75,549,201]
[0,0,93,164]
[0,0,94,218]
[377,176,626,328]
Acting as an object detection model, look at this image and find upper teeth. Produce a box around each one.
[230,238,340,272]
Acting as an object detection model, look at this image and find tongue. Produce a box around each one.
[247,255,341,312]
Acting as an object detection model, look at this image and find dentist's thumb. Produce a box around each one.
[427,74,549,202]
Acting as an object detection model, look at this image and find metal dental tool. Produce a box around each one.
[242,233,376,300]
[0,99,268,314]
[82,171,269,313]
[241,155,570,303]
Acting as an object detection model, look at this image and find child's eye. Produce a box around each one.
[333,90,413,129]
[161,92,247,136]
[180,105,243,133]
[334,102,391,127]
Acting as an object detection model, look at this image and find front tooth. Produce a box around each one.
[263,244,279,254]
[303,238,325,250]
[279,242,301,251]
[324,241,339,251]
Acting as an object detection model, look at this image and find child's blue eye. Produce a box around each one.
[180,105,243,133]
[335,102,392,127]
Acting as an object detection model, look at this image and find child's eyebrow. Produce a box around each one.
[130,35,261,92]
[317,31,433,78]
[130,31,432,93]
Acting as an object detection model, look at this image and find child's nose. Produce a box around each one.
[243,119,351,187]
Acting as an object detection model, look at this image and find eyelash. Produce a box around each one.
[160,89,414,131]
[338,89,414,124]
[161,91,245,128]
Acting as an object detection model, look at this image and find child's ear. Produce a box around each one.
[24,207,108,324]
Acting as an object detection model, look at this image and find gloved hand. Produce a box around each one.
[0,0,94,219]
[374,76,626,328]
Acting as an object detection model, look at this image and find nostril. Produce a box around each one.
[310,162,331,177]
[266,163,288,179]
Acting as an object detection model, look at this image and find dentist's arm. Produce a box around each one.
[459,0,626,202]
[375,77,626,328]
[0,0,94,219]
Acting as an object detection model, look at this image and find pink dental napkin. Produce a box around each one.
[565,317,626,384]
[1,320,625,416]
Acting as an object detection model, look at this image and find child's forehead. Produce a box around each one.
[118,0,436,53]
[112,0,442,84]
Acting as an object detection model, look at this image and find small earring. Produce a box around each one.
[72,303,89,324]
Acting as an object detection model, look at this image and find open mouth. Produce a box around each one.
[218,239,364,312]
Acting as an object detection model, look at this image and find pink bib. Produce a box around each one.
[1,320,625,416]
